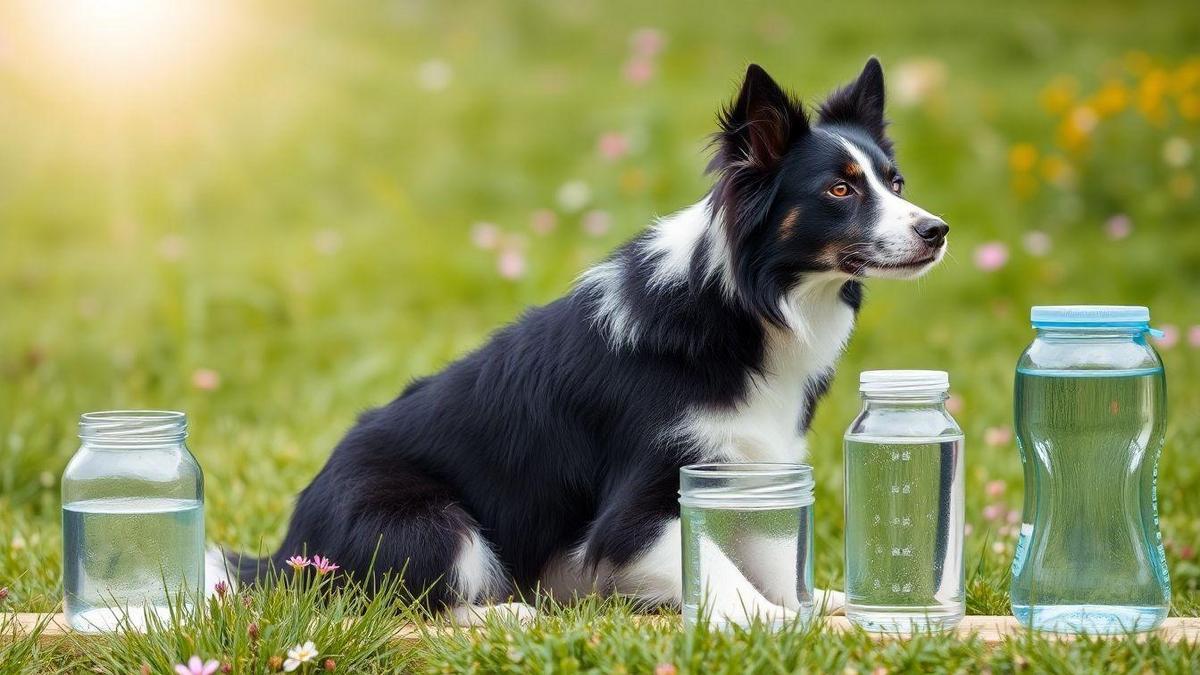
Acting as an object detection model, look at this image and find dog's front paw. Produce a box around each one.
[813,588,846,615]
[710,597,799,627]
[450,602,537,626]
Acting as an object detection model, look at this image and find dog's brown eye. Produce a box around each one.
[891,178,904,194]
[828,182,853,198]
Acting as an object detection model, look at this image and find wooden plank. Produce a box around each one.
[5,613,1200,647]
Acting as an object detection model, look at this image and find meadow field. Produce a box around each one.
[2,0,1200,671]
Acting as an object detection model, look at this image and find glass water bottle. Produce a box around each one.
[1011,306,1170,633]
[844,370,965,632]
[62,411,205,632]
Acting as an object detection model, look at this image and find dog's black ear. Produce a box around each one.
[714,64,809,170]
[819,57,890,152]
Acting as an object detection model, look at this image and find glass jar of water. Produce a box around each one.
[679,463,815,630]
[62,411,205,632]
[844,371,964,632]
[1011,306,1170,633]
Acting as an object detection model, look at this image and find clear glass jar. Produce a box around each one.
[1011,306,1170,633]
[679,463,815,630]
[844,370,965,632]
[62,411,205,632]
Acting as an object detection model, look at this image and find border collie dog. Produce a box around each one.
[217,58,948,624]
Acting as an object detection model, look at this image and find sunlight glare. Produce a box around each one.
[23,0,233,98]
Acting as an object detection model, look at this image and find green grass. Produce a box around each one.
[2,0,1199,671]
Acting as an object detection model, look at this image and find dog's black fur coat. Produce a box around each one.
[230,58,940,611]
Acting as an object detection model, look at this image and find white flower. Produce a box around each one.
[283,641,318,672]
[556,180,591,213]
[417,59,453,91]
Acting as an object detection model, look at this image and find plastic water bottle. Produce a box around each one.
[62,411,205,632]
[844,371,965,632]
[1011,306,1170,633]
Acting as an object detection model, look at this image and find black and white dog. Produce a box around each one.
[214,58,948,624]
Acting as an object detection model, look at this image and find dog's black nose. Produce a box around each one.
[913,218,949,247]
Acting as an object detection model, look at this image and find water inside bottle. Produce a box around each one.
[844,436,964,631]
[63,497,204,632]
[1012,368,1169,633]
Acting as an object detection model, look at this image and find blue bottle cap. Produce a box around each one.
[1030,305,1150,327]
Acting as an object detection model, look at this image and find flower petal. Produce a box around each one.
[175,666,191,675]
[202,661,220,675]
[283,658,301,672]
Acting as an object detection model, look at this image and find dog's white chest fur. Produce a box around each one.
[683,278,855,464]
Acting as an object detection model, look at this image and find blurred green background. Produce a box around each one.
[1,0,1198,614]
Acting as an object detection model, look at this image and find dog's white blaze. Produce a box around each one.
[683,274,854,465]
[450,529,507,603]
[836,137,936,258]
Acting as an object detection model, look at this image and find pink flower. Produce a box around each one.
[582,210,612,237]
[963,523,974,536]
[286,555,310,571]
[1155,324,1179,349]
[1006,509,1022,524]
[1188,326,1200,348]
[311,555,340,575]
[497,248,527,280]
[313,229,342,255]
[175,656,219,675]
[1022,230,1052,256]
[983,504,1003,522]
[1104,214,1132,240]
[214,580,228,599]
[529,209,557,236]
[623,57,655,86]
[945,394,964,415]
[470,222,501,250]
[653,664,678,675]
[191,369,221,392]
[984,426,1012,447]
[985,480,1006,498]
[629,28,666,58]
[991,541,1007,555]
[973,242,1009,271]
[597,131,631,161]
[1181,545,1196,561]
[158,234,188,261]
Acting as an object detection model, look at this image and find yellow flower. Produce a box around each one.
[1008,143,1039,172]
[1136,69,1169,124]
[1039,154,1074,188]
[1039,76,1078,115]
[1057,106,1099,151]
[1090,80,1128,117]
[1170,59,1200,97]
[1178,92,1200,121]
